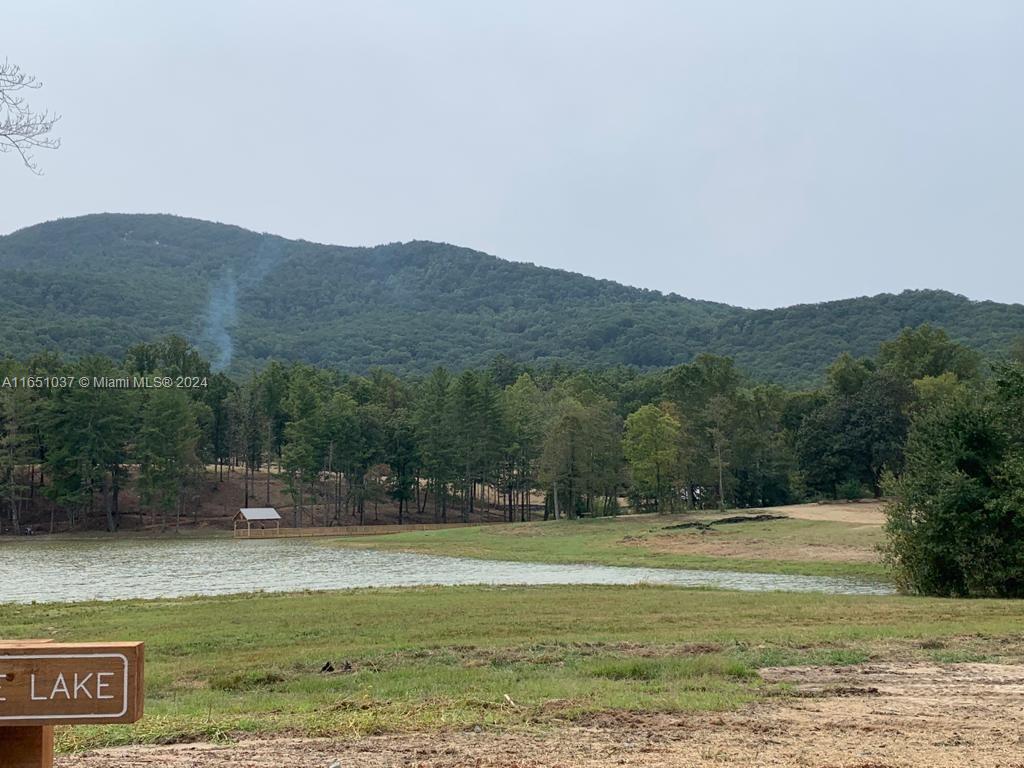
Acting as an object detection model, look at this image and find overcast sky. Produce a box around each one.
[4,1,1022,308]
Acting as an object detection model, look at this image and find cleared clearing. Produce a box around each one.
[62,661,1024,767]
[333,501,891,579]
[760,500,887,525]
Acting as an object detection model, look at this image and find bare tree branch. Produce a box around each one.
[0,59,61,174]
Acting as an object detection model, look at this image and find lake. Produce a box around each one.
[0,537,894,604]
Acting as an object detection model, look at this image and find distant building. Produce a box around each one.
[233,507,282,537]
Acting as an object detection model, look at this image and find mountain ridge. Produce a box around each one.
[1,213,1021,384]
[8,212,1015,310]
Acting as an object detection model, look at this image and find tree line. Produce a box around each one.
[0,327,1019,564]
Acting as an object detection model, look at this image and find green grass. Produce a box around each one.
[3,585,1024,751]
[333,514,890,580]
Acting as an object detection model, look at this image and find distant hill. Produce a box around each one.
[1,213,1022,384]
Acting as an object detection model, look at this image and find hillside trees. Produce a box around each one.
[383,402,418,525]
[229,378,267,508]
[348,400,386,526]
[727,386,793,508]
[40,358,135,531]
[204,372,235,480]
[792,326,978,500]
[658,356,748,509]
[449,371,505,522]
[5,215,1024,384]
[623,404,682,512]
[539,395,622,518]
[4,322,1015,536]
[878,325,980,382]
[319,391,359,524]
[500,373,546,521]
[257,361,290,464]
[414,368,458,522]
[137,388,203,531]
[794,369,912,498]
[281,367,324,527]
[0,386,37,533]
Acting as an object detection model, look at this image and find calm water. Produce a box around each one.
[0,537,893,604]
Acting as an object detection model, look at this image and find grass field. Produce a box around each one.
[332,505,889,580]
[3,585,1024,752]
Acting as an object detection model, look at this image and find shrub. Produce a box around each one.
[884,378,1024,597]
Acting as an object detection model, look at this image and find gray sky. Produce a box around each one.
[4,1,1022,308]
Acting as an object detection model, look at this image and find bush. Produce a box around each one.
[884,381,1024,597]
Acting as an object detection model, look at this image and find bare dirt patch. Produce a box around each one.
[63,662,1024,767]
[641,536,879,563]
[621,501,888,564]
[763,501,887,526]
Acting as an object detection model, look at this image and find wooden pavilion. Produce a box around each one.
[233,507,282,537]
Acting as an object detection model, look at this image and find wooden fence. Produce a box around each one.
[233,522,486,539]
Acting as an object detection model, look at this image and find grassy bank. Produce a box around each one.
[333,512,889,580]
[3,585,1023,751]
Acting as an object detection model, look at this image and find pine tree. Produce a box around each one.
[137,388,201,531]
[0,388,37,534]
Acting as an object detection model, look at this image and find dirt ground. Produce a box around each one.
[762,501,887,526]
[642,537,880,563]
[633,501,887,564]
[15,467,515,534]
[62,662,1024,768]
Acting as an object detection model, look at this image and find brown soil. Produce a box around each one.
[762,501,887,526]
[61,662,1024,767]
[643,537,880,563]
[17,468,512,534]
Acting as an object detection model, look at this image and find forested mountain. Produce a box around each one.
[1,213,1022,384]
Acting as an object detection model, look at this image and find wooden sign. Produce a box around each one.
[0,641,144,768]
[0,642,144,726]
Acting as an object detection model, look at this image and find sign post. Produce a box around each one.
[0,642,144,768]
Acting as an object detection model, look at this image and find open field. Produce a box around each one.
[333,502,890,580]
[10,502,1021,766]
[60,661,1024,768]
[3,585,1024,762]
[764,501,887,525]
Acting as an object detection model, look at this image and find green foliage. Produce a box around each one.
[827,353,874,397]
[539,395,623,518]
[878,325,981,382]
[1,321,1016,537]
[137,388,203,530]
[0,387,37,533]
[794,333,969,498]
[623,404,683,512]
[2,215,1023,385]
[499,373,547,521]
[884,366,1024,597]
[39,356,136,530]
